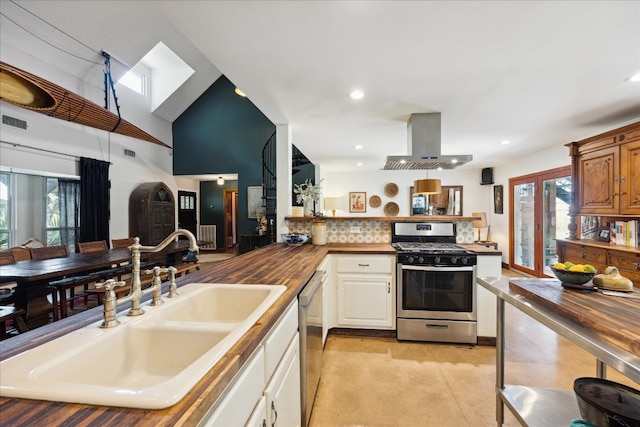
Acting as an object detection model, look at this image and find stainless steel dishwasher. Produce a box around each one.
[298,269,325,427]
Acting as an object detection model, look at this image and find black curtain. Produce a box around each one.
[79,157,110,244]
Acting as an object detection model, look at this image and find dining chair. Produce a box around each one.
[28,245,69,320]
[0,249,16,266]
[29,245,69,261]
[10,246,31,261]
[111,237,135,249]
[77,240,108,254]
[75,240,110,307]
[0,250,17,303]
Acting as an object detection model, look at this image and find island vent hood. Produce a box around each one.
[383,113,472,170]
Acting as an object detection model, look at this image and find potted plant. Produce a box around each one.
[293,179,323,217]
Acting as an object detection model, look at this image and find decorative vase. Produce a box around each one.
[303,199,314,217]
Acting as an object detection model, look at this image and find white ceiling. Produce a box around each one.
[2,1,639,172]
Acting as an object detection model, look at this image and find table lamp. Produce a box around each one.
[473,212,488,242]
[324,197,343,216]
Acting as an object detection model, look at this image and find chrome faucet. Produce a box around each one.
[126,229,199,316]
[97,230,199,327]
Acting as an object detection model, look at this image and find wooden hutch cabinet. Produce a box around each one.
[568,122,640,216]
[558,121,640,288]
[129,182,175,245]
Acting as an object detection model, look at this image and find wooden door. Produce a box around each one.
[620,139,640,214]
[223,190,238,249]
[577,146,618,214]
[178,191,198,236]
[510,166,571,278]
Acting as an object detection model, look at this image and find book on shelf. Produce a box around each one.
[609,220,638,248]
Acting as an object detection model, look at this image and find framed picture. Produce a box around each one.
[349,192,367,213]
[493,185,503,214]
[247,186,263,218]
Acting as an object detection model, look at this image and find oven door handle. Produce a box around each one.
[400,265,475,272]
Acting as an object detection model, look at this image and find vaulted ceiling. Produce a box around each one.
[1,1,639,171]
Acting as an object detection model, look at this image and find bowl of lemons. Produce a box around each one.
[551,262,597,285]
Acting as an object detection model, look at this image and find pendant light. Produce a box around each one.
[217,176,225,185]
[413,178,441,195]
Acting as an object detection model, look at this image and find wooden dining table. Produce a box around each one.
[0,241,194,328]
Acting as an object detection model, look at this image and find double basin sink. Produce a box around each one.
[0,283,286,409]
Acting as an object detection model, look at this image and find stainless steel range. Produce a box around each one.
[393,222,478,344]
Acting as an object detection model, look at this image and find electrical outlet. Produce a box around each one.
[349,226,362,233]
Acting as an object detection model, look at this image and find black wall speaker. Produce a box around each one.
[481,167,494,185]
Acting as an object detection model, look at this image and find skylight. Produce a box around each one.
[118,42,194,112]
[141,42,194,111]
[119,67,146,95]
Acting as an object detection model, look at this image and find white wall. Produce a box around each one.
[0,49,200,244]
[323,143,572,264]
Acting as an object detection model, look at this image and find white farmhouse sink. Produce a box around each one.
[0,283,285,409]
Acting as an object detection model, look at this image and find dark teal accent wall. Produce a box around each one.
[173,76,275,245]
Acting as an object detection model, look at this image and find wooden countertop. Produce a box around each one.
[0,242,393,426]
[459,243,502,255]
[285,215,477,221]
[509,278,640,357]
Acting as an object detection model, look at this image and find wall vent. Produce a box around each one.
[2,115,27,130]
[124,149,136,157]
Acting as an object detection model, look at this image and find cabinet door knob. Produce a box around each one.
[581,252,587,258]
[633,262,640,270]
[387,282,391,293]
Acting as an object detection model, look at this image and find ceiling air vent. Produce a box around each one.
[2,115,27,130]
[124,149,136,158]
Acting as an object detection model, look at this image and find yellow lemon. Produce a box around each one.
[569,264,586,272]
[553,263,567,270]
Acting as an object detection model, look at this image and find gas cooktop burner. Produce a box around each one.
[393,242,469,254]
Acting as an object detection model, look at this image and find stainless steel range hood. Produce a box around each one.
[383,113,472,170]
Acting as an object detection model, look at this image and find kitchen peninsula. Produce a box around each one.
[0,242,393,426]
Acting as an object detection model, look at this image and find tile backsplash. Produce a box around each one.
[286,219,475,244]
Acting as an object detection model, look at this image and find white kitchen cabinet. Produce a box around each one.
[335,255,395,329]
[199,300,300,426]
[199,346,266,427]
[265,332,301,427]
[476,254,501,338]
[245,396,267,427]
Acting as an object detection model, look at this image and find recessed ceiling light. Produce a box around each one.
[234,87,246,97]
[500,140,511,145]
[349,90,364,100]
[354,144,363,150]
[625,72,640,82]
[451,159,458,164]
[356,162,363,167]
[399,159,406,164]
[437,167,443,171]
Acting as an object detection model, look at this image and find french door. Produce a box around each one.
[509,166,571,277]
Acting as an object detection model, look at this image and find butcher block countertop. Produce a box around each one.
[509,278,640,358]
[0,243,392,426]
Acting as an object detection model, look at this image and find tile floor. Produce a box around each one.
[310,272,638,427]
